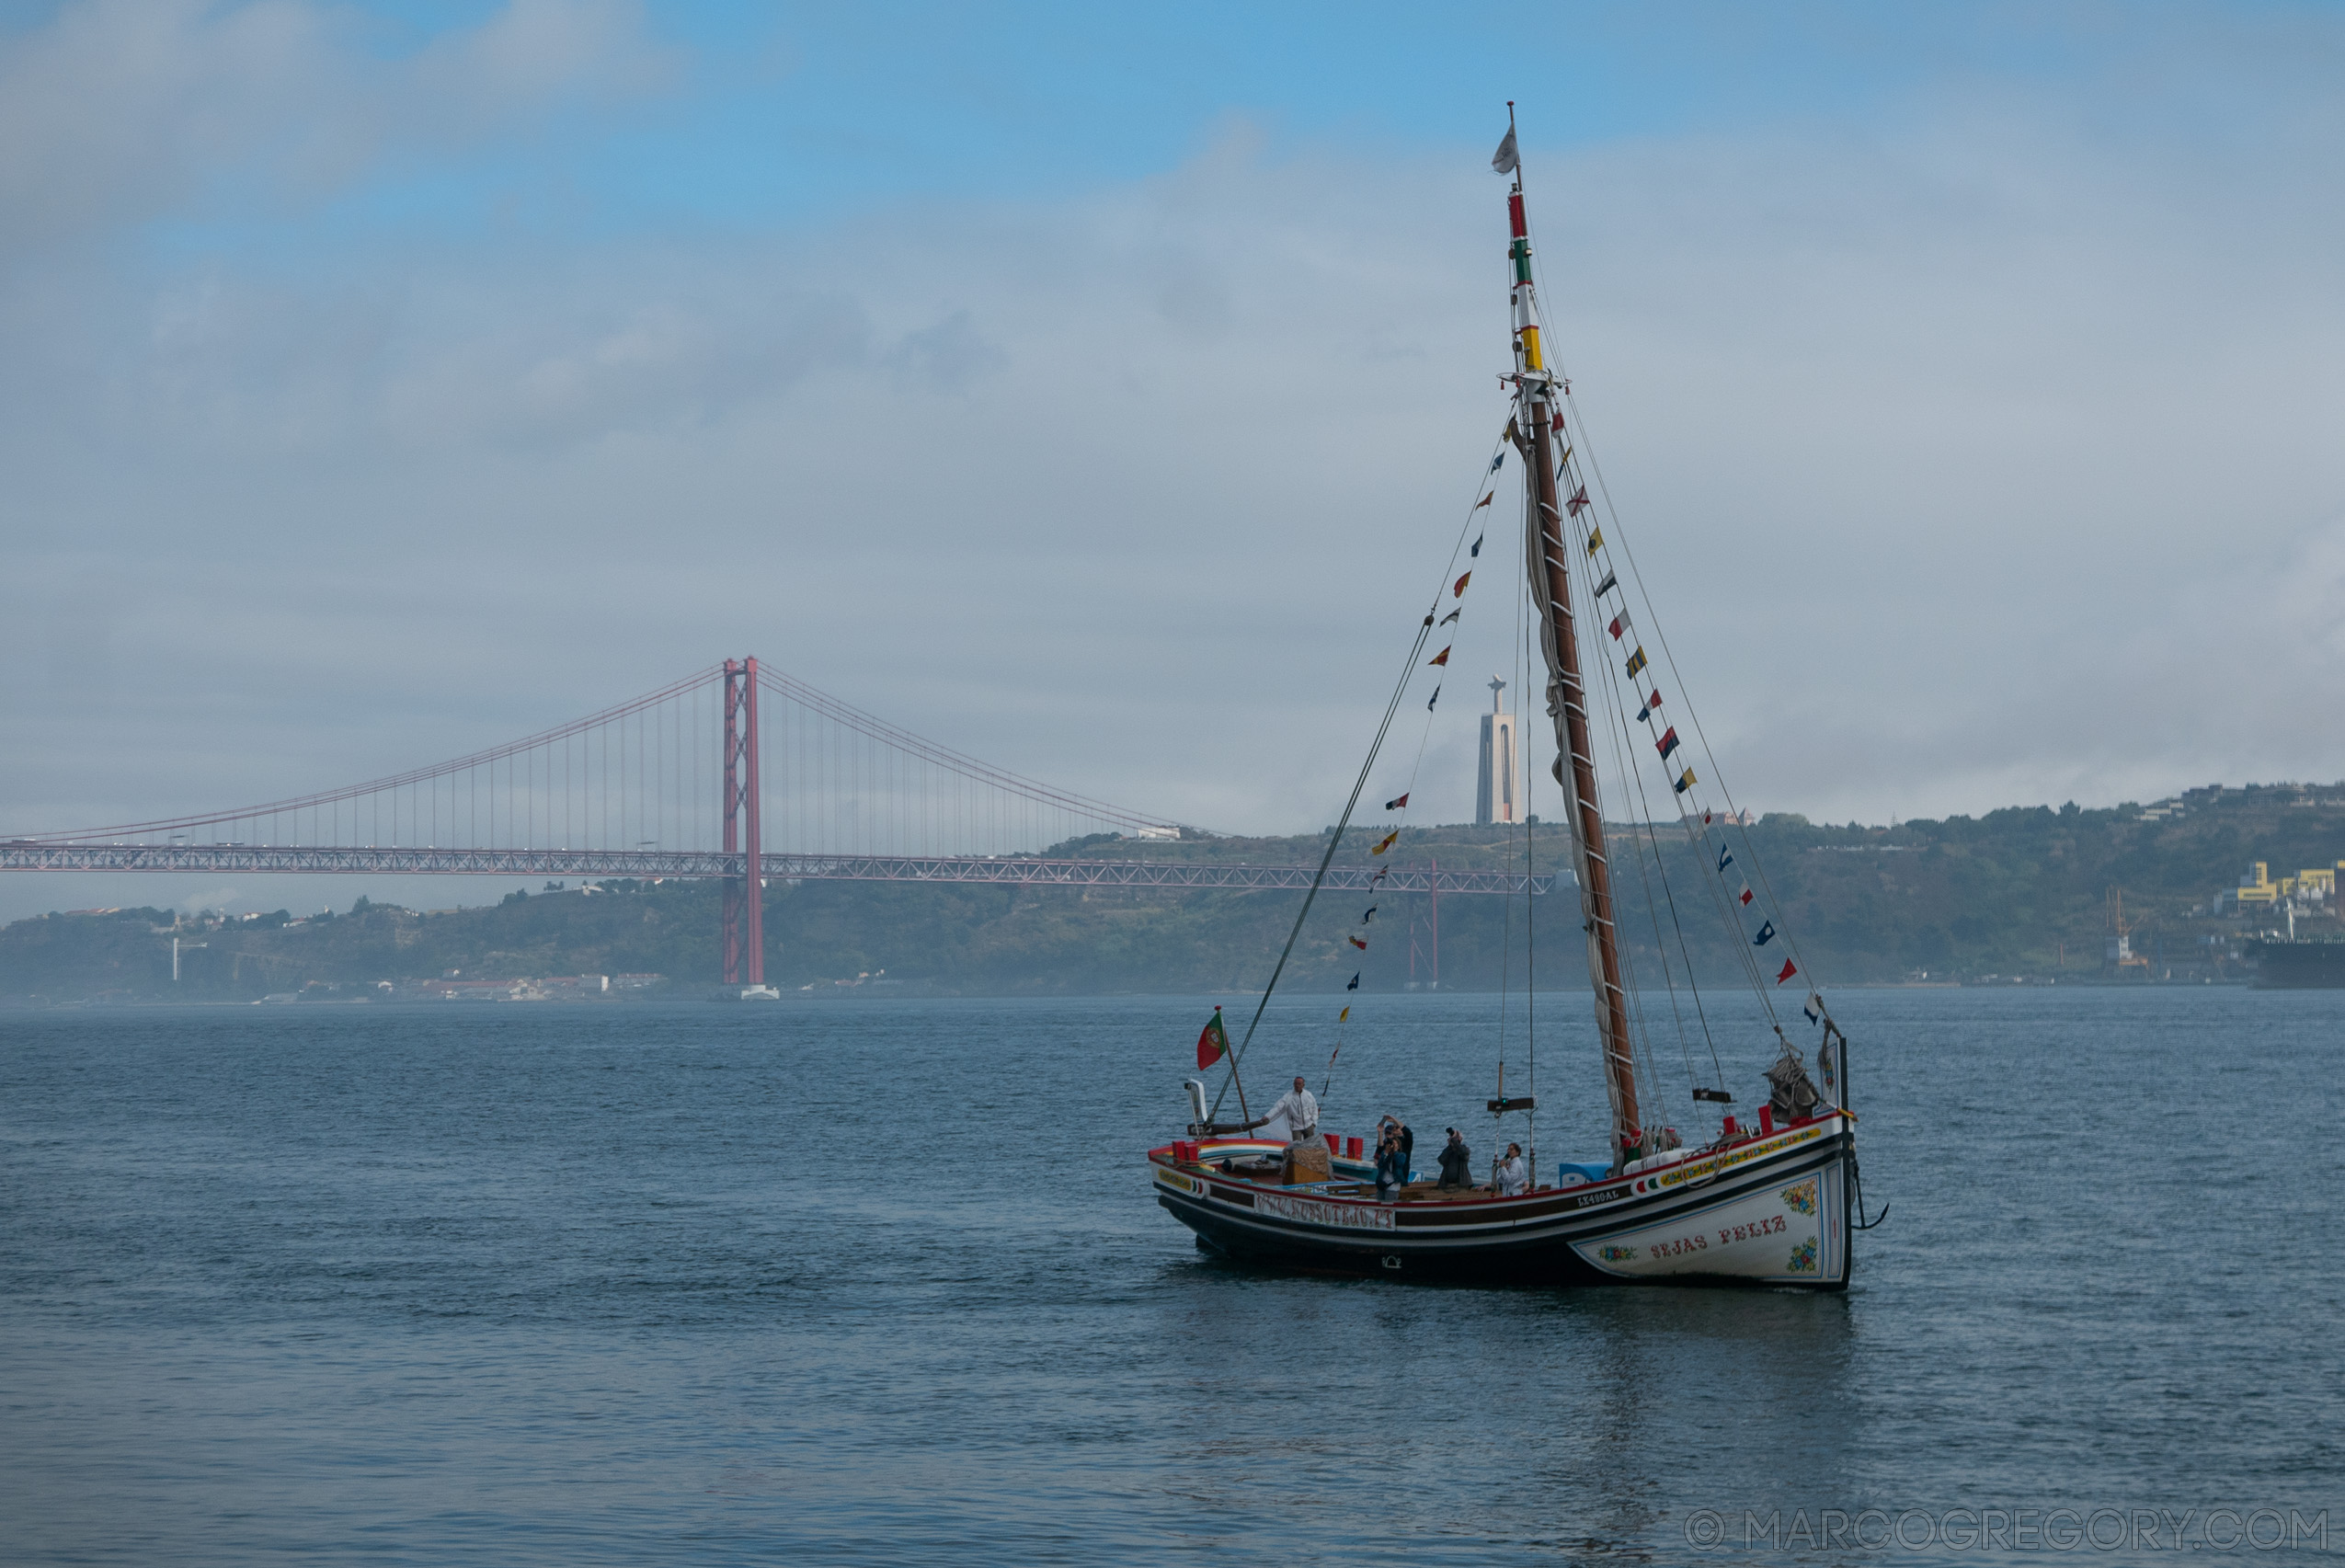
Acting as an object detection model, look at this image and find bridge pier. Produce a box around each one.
[720,657,763,987]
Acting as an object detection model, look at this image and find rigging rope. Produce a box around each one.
[1520,195,1819,1106]
[1572,490,1733,1093]
[1208,438,1505,1123]
[1558,386,1804,1024]
[1290,433,1511,1116]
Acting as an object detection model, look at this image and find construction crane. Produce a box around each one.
[2106,887,2151,973]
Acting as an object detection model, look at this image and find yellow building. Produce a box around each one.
[2236,861,2343,906]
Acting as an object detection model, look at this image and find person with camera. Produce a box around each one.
[1373,1124,1410,1201]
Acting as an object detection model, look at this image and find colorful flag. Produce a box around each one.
[1585,527,1604,555]
[1428,647,1451,667]
[1439,609,1460,626]
[1362,907,1378,921]
[1475,492,1493,510]
[1470,534,1483,558]
[1607,612,1631,640]
[1340,1006,1351,1024]
[1349,934,1367,950]
[1372,830,1399,854]
[1567,486,1592,517]
[1673,767,1697,795]
[1777,959,1799,985]
[1739,885,1755,907]
[1453,571,1471,598]
[1655,726,1680,760]
[1490,452,1504,473]
[1718,846,1734,872]
[1624,647,1648,679]
[1196,1007,1230,1070]
[1803,992,1823,1024]
[1427,686,1441,710]
[1594,570,1617,597]
[1636,691,1662,722]
[1385,793,1410,810]
[1492,123,1519,176]
[1754,921,1776,946]
[1370,866,1390,885]
[1347,973,1361,991]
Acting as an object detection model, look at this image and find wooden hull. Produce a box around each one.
[1150,1113,1855,1289]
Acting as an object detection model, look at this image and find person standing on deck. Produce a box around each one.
[1493,1142,1527,1196]
[1436,1128,1474,1190]
[1378,1114,1413,1177]
[1374,1127,1408,1201]
[1248,1077,1319,1146]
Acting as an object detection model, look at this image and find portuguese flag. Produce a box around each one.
[1196,1006,1230,1070]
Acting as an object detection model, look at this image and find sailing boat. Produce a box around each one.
[1147,111,1866,1288]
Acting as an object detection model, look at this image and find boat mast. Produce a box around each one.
[1502,112,1640,1158]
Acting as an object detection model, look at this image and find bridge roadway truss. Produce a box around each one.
[0,843,1554,896]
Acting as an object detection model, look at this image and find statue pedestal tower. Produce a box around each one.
[1476,677,1517,827]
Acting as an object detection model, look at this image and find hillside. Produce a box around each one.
[4,781,2338,1002]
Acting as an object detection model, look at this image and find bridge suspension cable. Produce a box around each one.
[11,661,1193,859]
[1,657,1563,917]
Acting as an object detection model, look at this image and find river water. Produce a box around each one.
[0,988,2336,1564]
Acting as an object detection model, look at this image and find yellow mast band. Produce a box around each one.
[1517,324,1544,371]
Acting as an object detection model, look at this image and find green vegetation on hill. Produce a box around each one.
[4,782,2336,1001]
[1698,782,2339,980]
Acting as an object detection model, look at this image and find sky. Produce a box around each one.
[5,0,2345,920]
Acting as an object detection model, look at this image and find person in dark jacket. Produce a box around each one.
[1378,1115,1413,1170]
[1436,1127,1474,1190]
[1374,1127,1409,1200]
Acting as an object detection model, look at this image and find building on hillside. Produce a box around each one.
[2224,861,2344,911]
[1475,677,1517,827]
[2236,863,2282,907]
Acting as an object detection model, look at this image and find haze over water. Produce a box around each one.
[0,987,2334,1564]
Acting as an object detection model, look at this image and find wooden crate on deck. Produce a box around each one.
[1281,1142,1332,1185]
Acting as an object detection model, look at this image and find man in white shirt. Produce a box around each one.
[1251,1077,1320,1146]
[1493,1141,1528,1196]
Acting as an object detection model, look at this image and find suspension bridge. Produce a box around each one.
[3,658,1551,984]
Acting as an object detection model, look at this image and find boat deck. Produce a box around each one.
[1196,1149,1523,1205]
[1317,1180,1497,1203]
[1166,1118,1844,1211]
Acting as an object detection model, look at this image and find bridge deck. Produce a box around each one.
[0,844,1555,895]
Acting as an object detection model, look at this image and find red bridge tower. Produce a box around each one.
[720,657,763,987]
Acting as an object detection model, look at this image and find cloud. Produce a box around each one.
[6,6,2345,924]
[887,311,1007,395]
[0,0,675,266]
